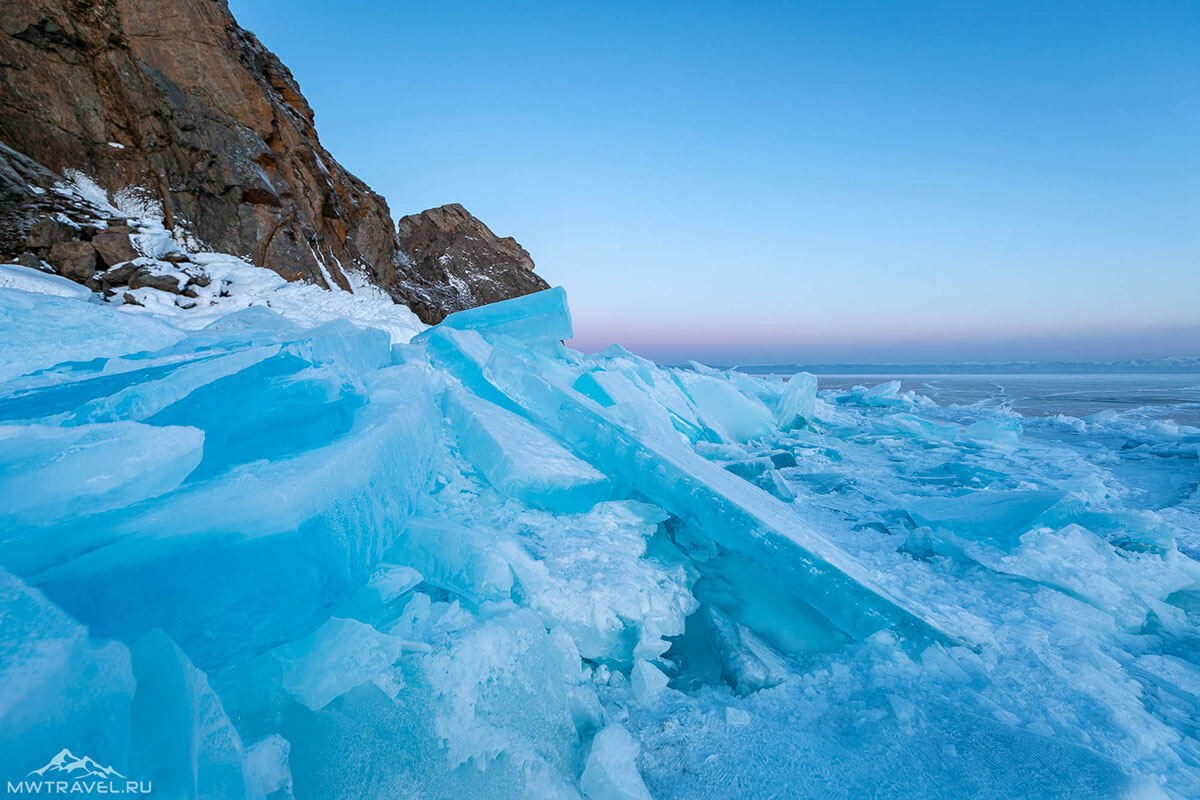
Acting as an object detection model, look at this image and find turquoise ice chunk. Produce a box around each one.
[0,568,135,779]
[19,365,439,670]
[677,371,774,443]
[414,286,572,344]
[906,488,1066,547]
[0,422,203,530]
[0,289,183,383]
[776,372,818,429]
[444,385,610,512]
[129,630,249,798]
[427,332,965,648]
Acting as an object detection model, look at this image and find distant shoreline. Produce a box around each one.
[679,360,1200,376]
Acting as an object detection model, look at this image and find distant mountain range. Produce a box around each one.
[722,356,1200,375]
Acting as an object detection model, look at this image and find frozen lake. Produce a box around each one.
[811,373,1200,426]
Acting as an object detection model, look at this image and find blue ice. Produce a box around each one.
[2,277,1199,799]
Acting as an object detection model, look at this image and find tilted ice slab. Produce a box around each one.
[397,494,697,665]
[414,285,573,344]
[444,385,611,512]
[419,295,964,648]
[0,288,183,383]
[13,364,439,669]
[502,500,697,665]
[1,567,272,797]
[0,568,134,779]
[128,630,253,798]
[676,371,775,443]
[776,371,818,430]
[0,422,203,530]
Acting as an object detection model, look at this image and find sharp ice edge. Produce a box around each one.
[2,194,1200,798]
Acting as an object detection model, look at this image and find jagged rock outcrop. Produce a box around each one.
[0,0,394,289]
[0,0,548,321]
[395,203,549,323]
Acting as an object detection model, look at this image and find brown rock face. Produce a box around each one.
[395,203,550,323]
[0,0,551,322]
[0,0,394,289]
[47,239,97,281]
[90,230,138,267]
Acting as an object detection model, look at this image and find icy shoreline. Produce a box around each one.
[2,213,1200,797]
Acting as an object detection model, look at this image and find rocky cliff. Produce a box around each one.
[396,203,548,323]
[0,0,547,322]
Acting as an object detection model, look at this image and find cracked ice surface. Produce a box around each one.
[1,254,1200,797]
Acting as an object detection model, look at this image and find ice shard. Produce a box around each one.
[420,297,964,648]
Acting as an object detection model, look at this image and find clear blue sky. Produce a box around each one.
[229,0,1199,364]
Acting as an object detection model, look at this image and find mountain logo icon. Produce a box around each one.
[26,748,128,781]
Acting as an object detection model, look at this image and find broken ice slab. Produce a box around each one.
[0,421,203,530]
[444,385,611,512]
[63,345,280,425]
[426,329,966,648]
[1130,654,1200,704]
[129,630,249,797]
[963,418,1023,449]
[836,380,913,409]
[242,735,293,800]
[72,319,392,481]
[906,488,1065,547]
[334,564,424,623]
[580,724,654,800]
[274,617,406,710]
[15,365,439,670]
[273,607,585,800]
[413,286,572,344]
[971,524,1200,630]
[0,348,230,424]
[0,568,134,779]
[502,500,697,664]
[0,313,387,426]
[573,360,708,442]
[776,371,818,430]
[148,356,366,482]
[389,517,514,605]
[677,371,774,443]
[0,287,183,383]
[877,413,960,442]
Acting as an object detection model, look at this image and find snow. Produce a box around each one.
[0,264,91,298]
[45,171,427,345]
[129,250,427,345]
[2,171,1200,798]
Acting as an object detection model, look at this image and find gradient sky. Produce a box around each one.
[229,0,1199,364]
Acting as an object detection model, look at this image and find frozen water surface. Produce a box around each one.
[1,215,1199,797]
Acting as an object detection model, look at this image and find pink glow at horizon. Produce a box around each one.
[568,322,1200,366]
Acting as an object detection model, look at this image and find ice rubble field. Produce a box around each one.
[3,238,1200,797]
